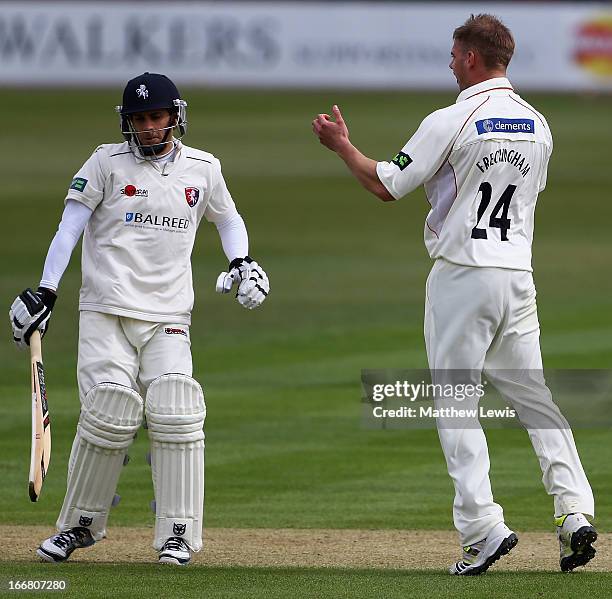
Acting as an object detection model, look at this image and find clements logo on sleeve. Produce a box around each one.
[476,118,535,135]
[125,212,189,230]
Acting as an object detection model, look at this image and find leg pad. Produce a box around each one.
[57,383,143,540]
[146,374,205,551]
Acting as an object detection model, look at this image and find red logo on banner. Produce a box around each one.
[574,17,612,77]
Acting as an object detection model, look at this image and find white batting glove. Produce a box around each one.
[215,256,269,310]
[9,287,57,349]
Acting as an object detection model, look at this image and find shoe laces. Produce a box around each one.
[163,537,188,552]
[51,531,77,550]
[52,527,91,550]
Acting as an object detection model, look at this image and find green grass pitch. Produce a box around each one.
[0,89,610,597]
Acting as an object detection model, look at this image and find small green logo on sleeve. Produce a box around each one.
[69,177,88,192]
[391,151,412,171]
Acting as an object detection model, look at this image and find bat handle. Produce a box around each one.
[30,330,42,362]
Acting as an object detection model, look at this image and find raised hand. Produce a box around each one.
[312,105,351,153]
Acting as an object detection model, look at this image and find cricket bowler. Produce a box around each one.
[9,72,269,565]
[312,14,597,574]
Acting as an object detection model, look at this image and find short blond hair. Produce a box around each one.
[453,14,515,69]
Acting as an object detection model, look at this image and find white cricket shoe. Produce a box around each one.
[159,537,191,565]
[556,513,597,572]
[37,527,95,563]
[449,522,518,575]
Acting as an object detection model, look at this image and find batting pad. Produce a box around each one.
[146,374,205,552]
[57,383,143,541]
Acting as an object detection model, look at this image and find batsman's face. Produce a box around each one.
[131,110,174,146]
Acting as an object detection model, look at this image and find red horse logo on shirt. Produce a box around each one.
[185,187,199,207]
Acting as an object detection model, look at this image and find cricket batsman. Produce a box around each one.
[9,73,269,565]
[312,14,597,574]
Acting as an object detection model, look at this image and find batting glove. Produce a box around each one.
[215,256,269,310]
[9,287,57,349]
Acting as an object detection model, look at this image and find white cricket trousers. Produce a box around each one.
[77,311,192,399]
[424,258,594,545]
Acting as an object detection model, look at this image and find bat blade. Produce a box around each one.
[28,331,51,502]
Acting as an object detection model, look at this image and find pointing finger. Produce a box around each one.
[332,105,344,123]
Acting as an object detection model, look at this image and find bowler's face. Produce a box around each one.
[449,40,469,90]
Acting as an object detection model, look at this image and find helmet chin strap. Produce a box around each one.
[134,115,177,157]
[140,141,168,156]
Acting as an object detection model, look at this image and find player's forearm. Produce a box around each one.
[40,233,76,292]
[336,143,395,202]
[215,212,249,262]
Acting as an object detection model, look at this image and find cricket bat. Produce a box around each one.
[28,330,51,502]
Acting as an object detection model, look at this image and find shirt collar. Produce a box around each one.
[130,139,183,168]
[456,77,514,103]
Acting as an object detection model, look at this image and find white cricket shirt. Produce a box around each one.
[65,141,237,324]
[376,77,553,271]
